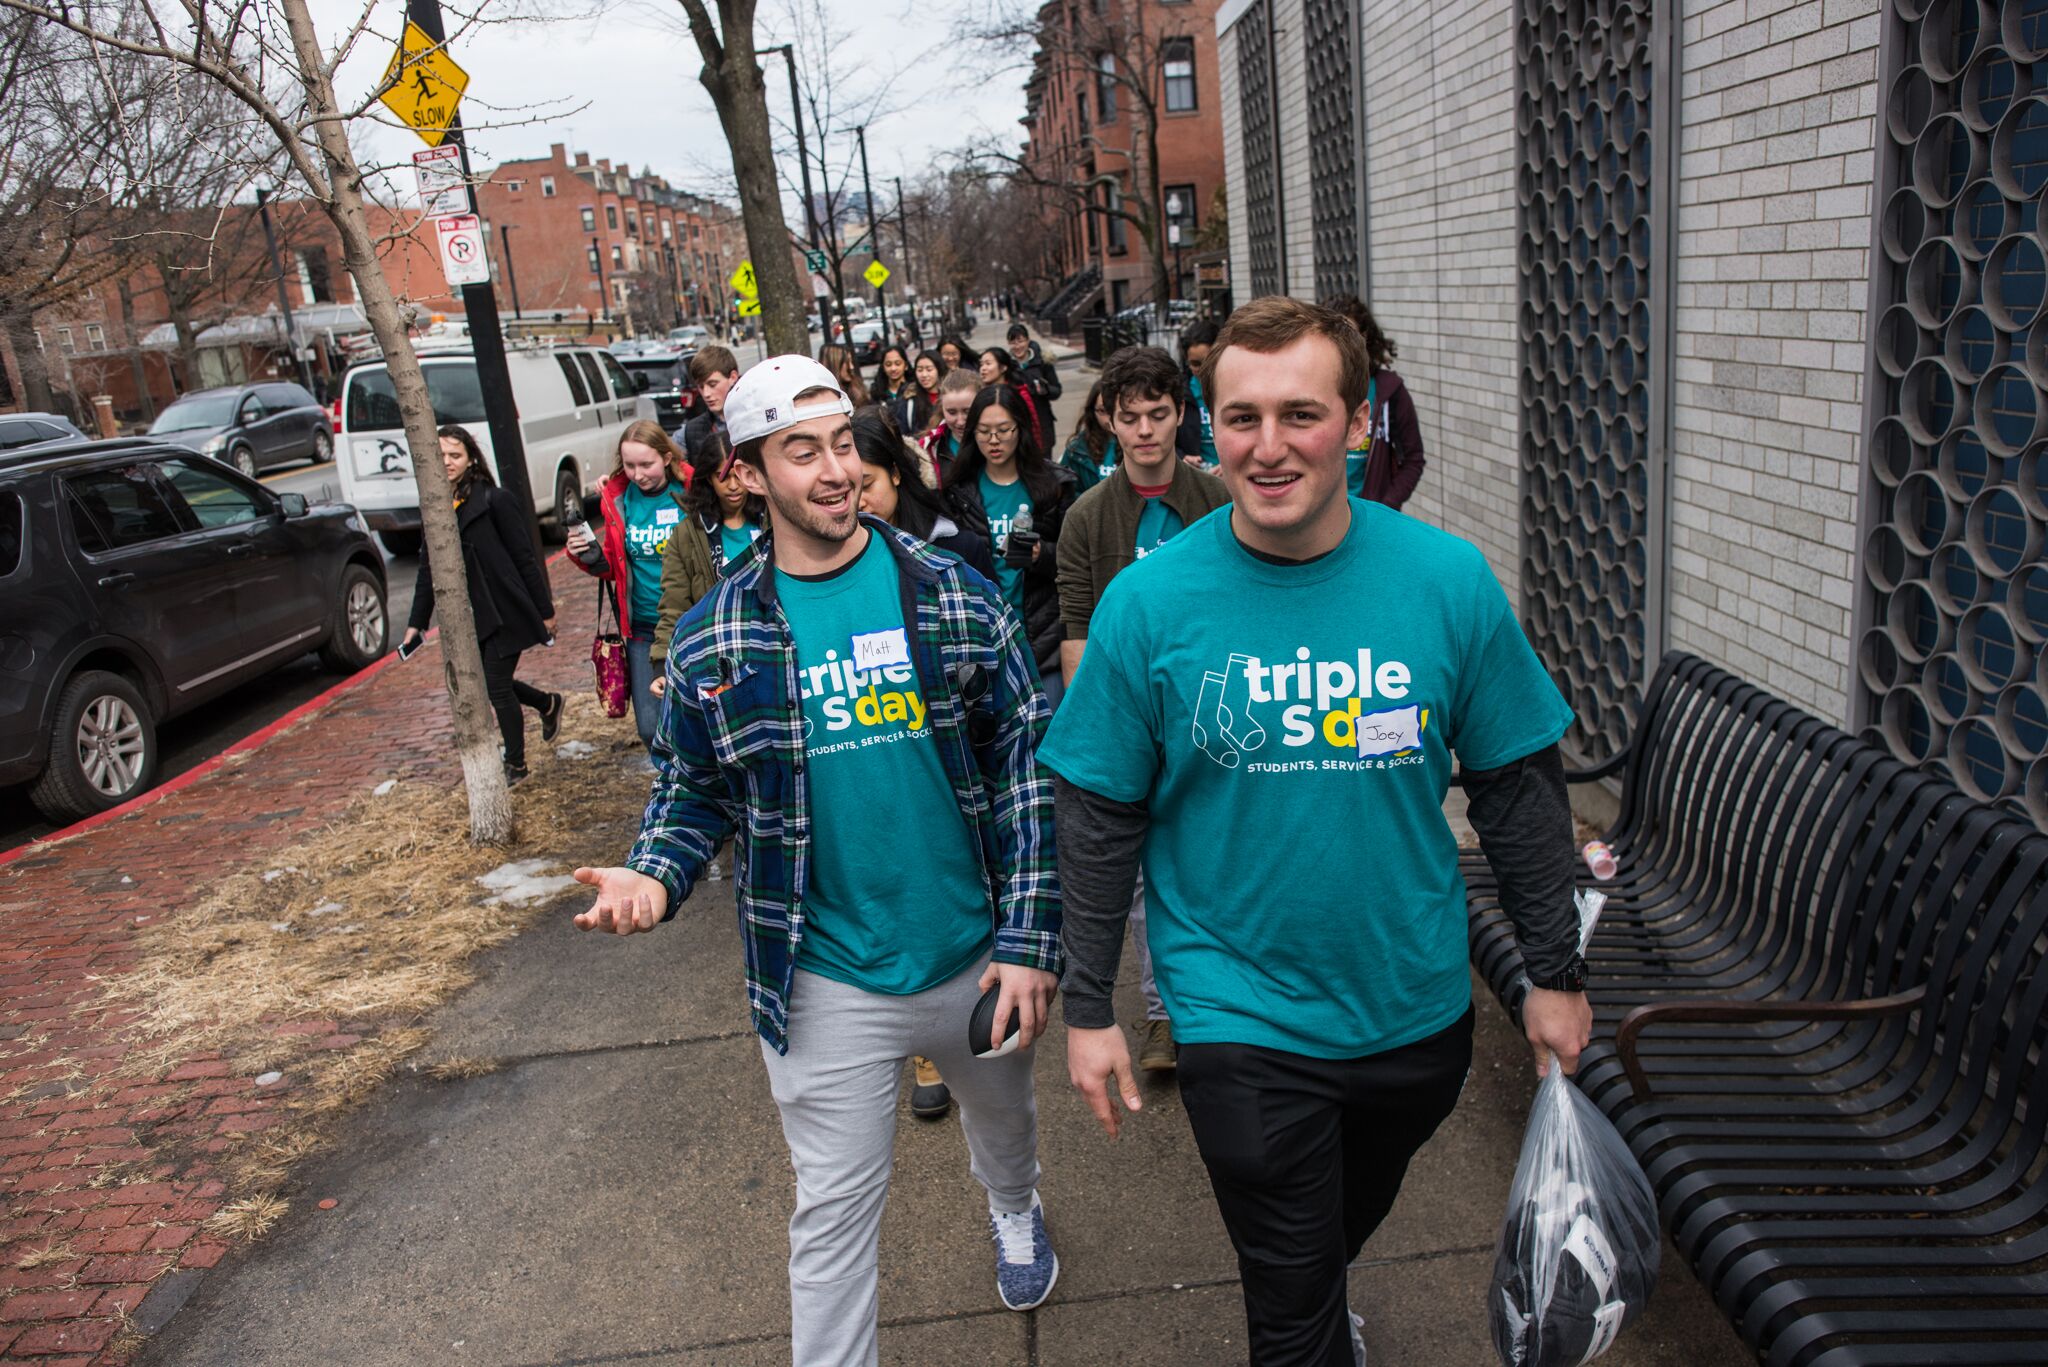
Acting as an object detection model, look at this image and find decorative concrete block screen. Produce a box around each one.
[1862,0,2048,821]
[1304,0,1360,300]
[1515,0,1671,760]
[1238,0,1283,298]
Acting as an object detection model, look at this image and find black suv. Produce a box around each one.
[0,441,389,822]
[147,382,333,477]
[618,351,700,435]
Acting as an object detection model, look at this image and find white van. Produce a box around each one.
[335,342,655,555]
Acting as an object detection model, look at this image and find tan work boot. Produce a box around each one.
[1138,1018,1177,1072]
[910,1055,952,1119]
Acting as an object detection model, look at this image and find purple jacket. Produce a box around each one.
[1358,368,1426,510]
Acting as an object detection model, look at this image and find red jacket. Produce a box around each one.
[574,469,690,641]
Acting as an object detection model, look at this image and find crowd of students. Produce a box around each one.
[541,296,1587,1367]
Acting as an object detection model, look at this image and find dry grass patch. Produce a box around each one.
[205,1193,289,1240]
[96,693,653,1209]
[426,1055,501,1081]
[15,1240,75,1270]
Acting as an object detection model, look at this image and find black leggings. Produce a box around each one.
[1178,1008,1475,1367]
[481,646,550,766]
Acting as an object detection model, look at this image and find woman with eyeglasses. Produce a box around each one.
[976,349,1047,454]
[943,384,1074,702]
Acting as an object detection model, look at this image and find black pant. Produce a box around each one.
[480,645,549,766]
[1178,1007,1475,1367]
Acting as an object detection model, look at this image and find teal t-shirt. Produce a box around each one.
[1134,495,1185,559]
[1187,375,1218,467]
[978,471,1035,609]
[719,520,759,568]
[1345,377,1380,497]
[1040,499,1574,1059]
[619,481,680,634]
[776,532,992,994]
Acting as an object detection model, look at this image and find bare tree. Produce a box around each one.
[964,0,1195,316]
[672,0,807,354]
[0,0,532,840]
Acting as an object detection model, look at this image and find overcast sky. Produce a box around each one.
[314,0,1030,214]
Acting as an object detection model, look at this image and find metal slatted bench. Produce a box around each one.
[1464,651,2048,1367]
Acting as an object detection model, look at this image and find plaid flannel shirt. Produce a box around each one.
[626,517,1062,1054]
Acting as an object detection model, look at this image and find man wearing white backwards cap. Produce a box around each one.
[572,357,1063,1363]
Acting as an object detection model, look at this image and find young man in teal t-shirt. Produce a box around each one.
[1042,299,1594,1366]
[572,357,1063,1366]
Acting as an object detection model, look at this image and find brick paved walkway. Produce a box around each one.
[0,557,594,1365]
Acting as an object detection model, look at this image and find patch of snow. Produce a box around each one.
[270,922,295,933]
[554,740,597,760]
[373,779,398,797]
[476,859,579,907]
[120,876,133,885]
[255,1072,283,1086]
[261,867,300,883]
[308,902,344,917]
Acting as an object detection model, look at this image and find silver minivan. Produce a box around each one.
[335,342,653,555]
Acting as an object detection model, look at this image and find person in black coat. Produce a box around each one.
[850,407,997,581]
[402,424,562,782]
[942,384,1074,700]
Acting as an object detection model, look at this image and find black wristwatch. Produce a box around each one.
[1533,956,1587,993]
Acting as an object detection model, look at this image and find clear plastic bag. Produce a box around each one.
[1489,888,1660,1367]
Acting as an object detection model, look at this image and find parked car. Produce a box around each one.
[0,440,389,822]
[618,350,699,434]
[667,325,711,348]
[147,381,332,477]
[849,319,887,366]
[334,341,656,557]
[0,412,88,456]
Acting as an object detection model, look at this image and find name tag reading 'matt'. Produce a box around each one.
[850,628,911,672]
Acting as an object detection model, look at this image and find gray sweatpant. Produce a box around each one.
[1129,875,1167,1022]
[760,960,1040,1367]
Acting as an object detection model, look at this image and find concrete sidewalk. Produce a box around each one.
[136,861,1751,1367]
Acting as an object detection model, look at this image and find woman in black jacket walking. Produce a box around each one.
[943,384,1074,701]
[850,407,997,580]
[401,424,561,783]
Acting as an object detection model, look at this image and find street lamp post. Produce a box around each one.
[1165,192,1186,304]
[498,223,523,327]
[253,187,316,393]
[592,234,610,329]
[855,125,887,347]
[761,43,834,348]
[893,175,920,347]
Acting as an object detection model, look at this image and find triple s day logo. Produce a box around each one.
[1193,649,1427,773]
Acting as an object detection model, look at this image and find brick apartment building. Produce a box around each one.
[1021,0,1227,322]
[474,144,742,337]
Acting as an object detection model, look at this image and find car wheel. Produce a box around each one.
[550,467,582,544]
[378,529,422,558]
[320,563,388,672]
[28,670,159,824]
[312,428,333,465]
[232,445,258,478]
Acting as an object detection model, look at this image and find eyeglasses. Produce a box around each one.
[976,424,1018,442]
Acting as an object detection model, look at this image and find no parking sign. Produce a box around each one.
[434,213,490,287]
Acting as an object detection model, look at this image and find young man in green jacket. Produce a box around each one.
[1055,345,1230,1073]
[573,356,1063,1366]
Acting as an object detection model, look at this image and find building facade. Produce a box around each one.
[1023,0,1229,320]
[1216,0,2048,827]
[475,144,741,336]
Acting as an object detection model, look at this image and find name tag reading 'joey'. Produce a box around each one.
[850,628,911,672]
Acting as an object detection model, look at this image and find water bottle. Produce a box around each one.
[1582,840,1617,881]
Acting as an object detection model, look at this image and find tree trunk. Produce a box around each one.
[696,2,807,356]
[277,0,514,843]
[165,285,201,395]
[117,278,155,422]
[4,312,55,412]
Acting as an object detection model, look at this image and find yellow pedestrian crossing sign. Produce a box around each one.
[379,22,470,148]
[863,260,891,289]
[730,261,758,298]
[736,298,762,317]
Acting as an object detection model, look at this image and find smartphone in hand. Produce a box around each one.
[397,637,424,661]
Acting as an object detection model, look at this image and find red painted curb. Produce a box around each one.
[0,547,571,870]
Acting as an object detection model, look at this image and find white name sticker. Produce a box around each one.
[850,627,910,671]
[655,506,680,526]
[1356,703,1423,758]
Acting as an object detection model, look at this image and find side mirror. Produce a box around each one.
[279,492,308,518]
[633,372,651,392]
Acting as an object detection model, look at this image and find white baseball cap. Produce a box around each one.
[722,355,853,447]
